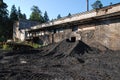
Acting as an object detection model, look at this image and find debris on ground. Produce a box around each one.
[0,40,120,80]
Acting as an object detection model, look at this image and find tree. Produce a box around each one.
[10,5,18,21]
[18,7,23,19]
[110,2,113,5]
[22,13,26,19]
[0,0,8,23]
[92,0,103,9]
[29,5,44,23]
[0,0,8,37]
[57,14,61,19]
[44,11,49,22]
[18,7,26,20]
[67,13,71,17]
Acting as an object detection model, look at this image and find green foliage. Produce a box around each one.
[27,42,42,48]
[44,11,49,22]
[0,0,8,38]
[18,7,22,19]
[10,5,18,21]
[57,14,61,19]
[0,0,8,23]
[18,7,26,20]
[32,43,41,48]
[92,0,103,9]
[22,13,27,19]
[0,36,6,42]
[29,5,44,23]
[0,1,27,39]
[2,43,12,50]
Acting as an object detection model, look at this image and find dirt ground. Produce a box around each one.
[0,40,120,80]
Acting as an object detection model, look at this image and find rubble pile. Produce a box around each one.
[0,40,120,80]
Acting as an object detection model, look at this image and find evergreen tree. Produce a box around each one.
[18,7,26,20]
[57,14,61,19]
[0,0,8,23]
[29,5,44,23]
[22,13,26,19]
[92,0,103,9]
[18,7,23,19]
[67,13,71,17]
[0,0,8,37]
[10,5,18,21]
[110,2,113,5]
[44,11,49,22]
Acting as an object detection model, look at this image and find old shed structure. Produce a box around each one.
[13,3,120,50]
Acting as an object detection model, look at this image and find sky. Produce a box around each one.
[4,0,120,20]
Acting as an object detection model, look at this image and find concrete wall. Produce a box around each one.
[24,18,120,50]
[14,3,120,50]
[13,20,39,41]
[77,18,120,50]
[95,19,120,50]
[13,21,26,41]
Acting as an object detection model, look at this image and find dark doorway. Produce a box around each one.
[66,37,76,42]
[33,37,43,45]
[71,37,76,42]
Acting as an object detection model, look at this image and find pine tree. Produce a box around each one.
[29,5,44,23]
[44,11,49,22]
[0,0,8,37]
[18,7,26,20]
[18,7,23,19]
[57,14,61,19]
[92,0,103,9]
[22,13,26,19]
[10,5,18,21]
[0,0,8,23]
[67,13,71,17]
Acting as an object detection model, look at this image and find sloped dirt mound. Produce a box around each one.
[70,41,92,56]
[0,40,120,80]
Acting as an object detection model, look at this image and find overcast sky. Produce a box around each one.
[4,0,120,20]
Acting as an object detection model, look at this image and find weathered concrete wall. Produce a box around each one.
[13,21,25,41]
[15,3,120,50]
[53,28,72,42]
[25,18,120,51]
[13,20,39,41]
[95,19,120,50]
[78,18,120,50]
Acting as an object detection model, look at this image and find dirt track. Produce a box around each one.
[0,40,120,80]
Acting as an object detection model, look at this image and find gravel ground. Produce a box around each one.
[0,40,120,80]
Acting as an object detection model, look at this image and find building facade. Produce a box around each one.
[13,3,120,50]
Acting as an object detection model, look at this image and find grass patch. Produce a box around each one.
[27,42,42,48]
[2,43,12,50]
